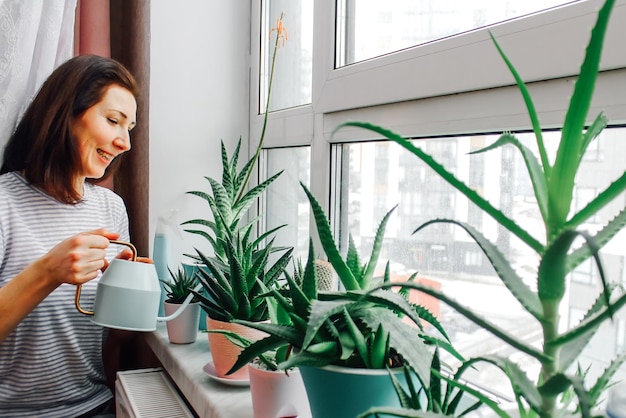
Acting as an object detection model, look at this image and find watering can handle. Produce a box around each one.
[75,240,138,315]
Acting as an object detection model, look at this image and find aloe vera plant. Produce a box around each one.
[229,238,442,385]
[182,138,284,264]
[182,14,290,323]
[160,265,199,304]
[336,0,626,416]
[190,234,293,322]
[359,349,501,418]
[226,184,461,390]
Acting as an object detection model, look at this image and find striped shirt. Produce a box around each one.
[0,172,130,417]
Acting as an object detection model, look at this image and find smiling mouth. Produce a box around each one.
[97,149,114,161]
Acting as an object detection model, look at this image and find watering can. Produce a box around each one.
[74,240,199,331]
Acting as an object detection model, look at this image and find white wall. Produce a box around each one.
[149,1,251,265]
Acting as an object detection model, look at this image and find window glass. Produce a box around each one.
[262,0,313,112]
[262,146,311,262]
[336,0,578,67]
[335,127,626,398]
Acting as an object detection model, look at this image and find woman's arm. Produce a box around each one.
[0,229,120,343]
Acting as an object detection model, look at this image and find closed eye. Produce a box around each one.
[107,118,118,125]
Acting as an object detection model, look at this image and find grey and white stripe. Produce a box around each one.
[0,172,130,417]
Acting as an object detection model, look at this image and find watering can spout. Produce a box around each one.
[156,283,202,322]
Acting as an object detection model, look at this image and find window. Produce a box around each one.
[253,0,626,398]
[335,127,626,397]
[260,0,313,113]
[572,258,597,285]
[617,319,626,354]
[336,0,577,67]
[261,146,311,261]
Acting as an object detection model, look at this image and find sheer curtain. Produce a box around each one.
[0,0,77,149]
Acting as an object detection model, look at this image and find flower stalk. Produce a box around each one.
[236,12,288,202]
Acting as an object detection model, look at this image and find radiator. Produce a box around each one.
[115,368,195,418]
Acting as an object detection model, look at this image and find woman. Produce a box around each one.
[0,55,141,417]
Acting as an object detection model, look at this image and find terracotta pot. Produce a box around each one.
[248,363,311,418]
[164,301,200,344]
[206,317,267,380]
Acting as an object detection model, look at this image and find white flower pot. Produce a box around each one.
[248,363,311,418]
[164,301,200,344]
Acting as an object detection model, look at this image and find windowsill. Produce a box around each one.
[143,324,252,418]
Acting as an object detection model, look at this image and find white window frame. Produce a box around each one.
[250,0,626,223]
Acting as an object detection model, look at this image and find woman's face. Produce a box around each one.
[72,84,137,184]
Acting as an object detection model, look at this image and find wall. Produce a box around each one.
[149,1,251,265]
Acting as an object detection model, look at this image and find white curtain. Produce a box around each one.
[0,0,77,150]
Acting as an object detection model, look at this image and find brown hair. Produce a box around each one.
[0,55,138,204]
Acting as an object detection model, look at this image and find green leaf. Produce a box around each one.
[219,140,236,201]
[263,247,294,285]
[538,229,578,302]
[549,0,616,226]
[578,112,608,167]
[208,177,233,226]
[419,335,465,364]
[223,238,250,318]
[280,349,341,369]
[346,235,363,286]
[301,239,318,301]
[468,355,542,414]
[372,281,550,363]
[416,219,542,319]
[540,374,593,418]
[356,289,424,332]
[335,121,544,253]
[301,182,359,290]
[227,334,290,374]
[369,323,389,370]
[539,373,571,396]
[360,308,433,387]
[557,288,610,370]
[589,352,626,406]
[235,320,302,348]
[550,293,626,347]
[245,239,273,290]
[362,205,398,290]
[470,132,549,226]
[195,251,237,314]
[566,183,626,257]
[303,299,352,348]
[285,264,313,321]
[232,170,283,221]
[342,308,371,368]
[389,365,416,409]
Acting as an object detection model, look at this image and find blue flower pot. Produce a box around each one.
[299,364,418,418]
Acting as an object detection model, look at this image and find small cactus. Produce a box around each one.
[314,259,337,291]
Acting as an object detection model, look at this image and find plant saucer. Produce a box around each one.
[203,361,249,387]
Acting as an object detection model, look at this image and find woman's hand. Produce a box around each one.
[41,228,121,286]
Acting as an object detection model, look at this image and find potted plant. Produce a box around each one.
[228,185,463,418]
[160,266,201,344]
[182,14,291,381]
[212,262,312,418]
[359,348,494,418]
[337,0,626,416]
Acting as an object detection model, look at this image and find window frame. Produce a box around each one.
[249,0,626,393]
[251,0,626,219]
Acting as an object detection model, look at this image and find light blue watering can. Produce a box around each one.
[74,240,199,331]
